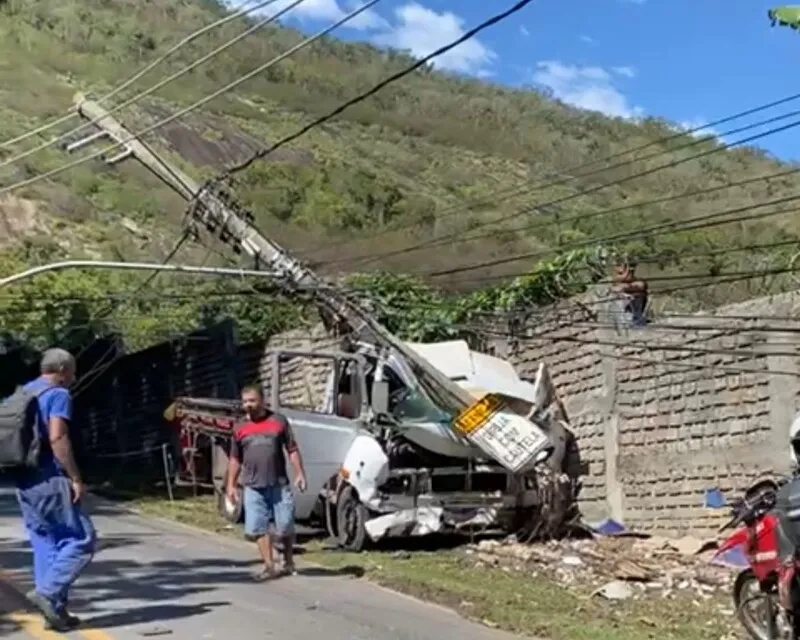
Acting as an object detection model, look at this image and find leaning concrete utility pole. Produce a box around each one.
[67,92,555,474]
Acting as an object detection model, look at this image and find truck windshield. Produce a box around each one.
[383,366,451,424]
[393,387,451,424]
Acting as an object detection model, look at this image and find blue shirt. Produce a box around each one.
[22,377,72,479]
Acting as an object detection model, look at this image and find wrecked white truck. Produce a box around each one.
[170,338,581,551]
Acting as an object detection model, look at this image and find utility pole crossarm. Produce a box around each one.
[72,92,199,201]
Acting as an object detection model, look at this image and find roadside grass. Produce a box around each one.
[118,490,739,640]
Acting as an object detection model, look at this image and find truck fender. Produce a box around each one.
[340,435,390,506]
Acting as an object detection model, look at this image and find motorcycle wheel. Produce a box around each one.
[733,569,782,640]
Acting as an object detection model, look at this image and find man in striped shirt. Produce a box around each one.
[226,385,306,580]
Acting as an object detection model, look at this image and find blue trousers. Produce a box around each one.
[243,484,295,539]
[16,475,96,610]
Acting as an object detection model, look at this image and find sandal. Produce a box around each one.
[252,566,279,582]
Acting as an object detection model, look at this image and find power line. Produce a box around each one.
[478,327,799,377]
[300,96,800,260]
[0,0,382,199]
[330,115,800,271]
[70,234,192,397]
[0,283,319,308]
[212,0,538,183]
[436,238,800,289]
[338,163,800,269]
[354,264,800,334]
[0,0,271,152]
[4,260,797,327]
[467,323,800,361]
[0,0,295,175]
[417,194,800,279]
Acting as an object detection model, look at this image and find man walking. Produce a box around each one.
[14,348,96,631]
[227,385,306,580]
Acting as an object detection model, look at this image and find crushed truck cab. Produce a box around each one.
[171,340,579,550]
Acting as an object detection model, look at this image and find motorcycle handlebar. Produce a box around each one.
[715,477,793,534]
[718,511,744,533]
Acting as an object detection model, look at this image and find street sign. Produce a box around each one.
[454,393,551,473]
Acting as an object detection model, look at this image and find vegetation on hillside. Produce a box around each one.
[1,0,799,352]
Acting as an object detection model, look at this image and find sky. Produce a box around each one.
[249,0,800,161]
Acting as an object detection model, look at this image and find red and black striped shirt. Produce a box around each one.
[230,412,297,488]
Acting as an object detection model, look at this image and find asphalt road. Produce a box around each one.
[0,486,517,640]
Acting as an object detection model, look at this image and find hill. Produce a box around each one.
[1,0,799,351]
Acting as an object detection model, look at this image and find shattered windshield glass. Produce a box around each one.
[390,386,452,424]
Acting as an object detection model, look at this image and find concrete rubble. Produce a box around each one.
[465,533,734,604]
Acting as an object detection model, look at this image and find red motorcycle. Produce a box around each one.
[714,478,797,639]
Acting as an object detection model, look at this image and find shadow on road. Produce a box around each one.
[0,618,22,637]
[0,527,366,632]
[296,565,365,578]
[0,536,239,630]
[0,486,479,634]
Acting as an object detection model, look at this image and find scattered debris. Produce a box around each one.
[466,532,732,603]
[594,580,634,601]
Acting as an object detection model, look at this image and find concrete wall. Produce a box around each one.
[503,288,800,535]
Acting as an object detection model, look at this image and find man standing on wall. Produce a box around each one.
[612,259,649,327]
[14,349,96,631]
[227,385,306,580]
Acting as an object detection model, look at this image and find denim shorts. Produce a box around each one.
[243,483,295,539]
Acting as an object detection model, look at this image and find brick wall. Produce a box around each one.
[239,321,343,411]
[500,288,800,535]
[613,325,775,534]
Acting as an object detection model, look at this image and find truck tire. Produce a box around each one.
[335,484,368,552]
[217,486,244,524]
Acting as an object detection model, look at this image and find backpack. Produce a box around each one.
[0,384,54,472]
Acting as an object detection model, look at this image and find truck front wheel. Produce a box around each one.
[335,484,368,552]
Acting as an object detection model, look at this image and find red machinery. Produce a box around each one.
[165,397,241,488]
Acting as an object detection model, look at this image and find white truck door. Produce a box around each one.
[282,410,361,520]
[267,349,368,521]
